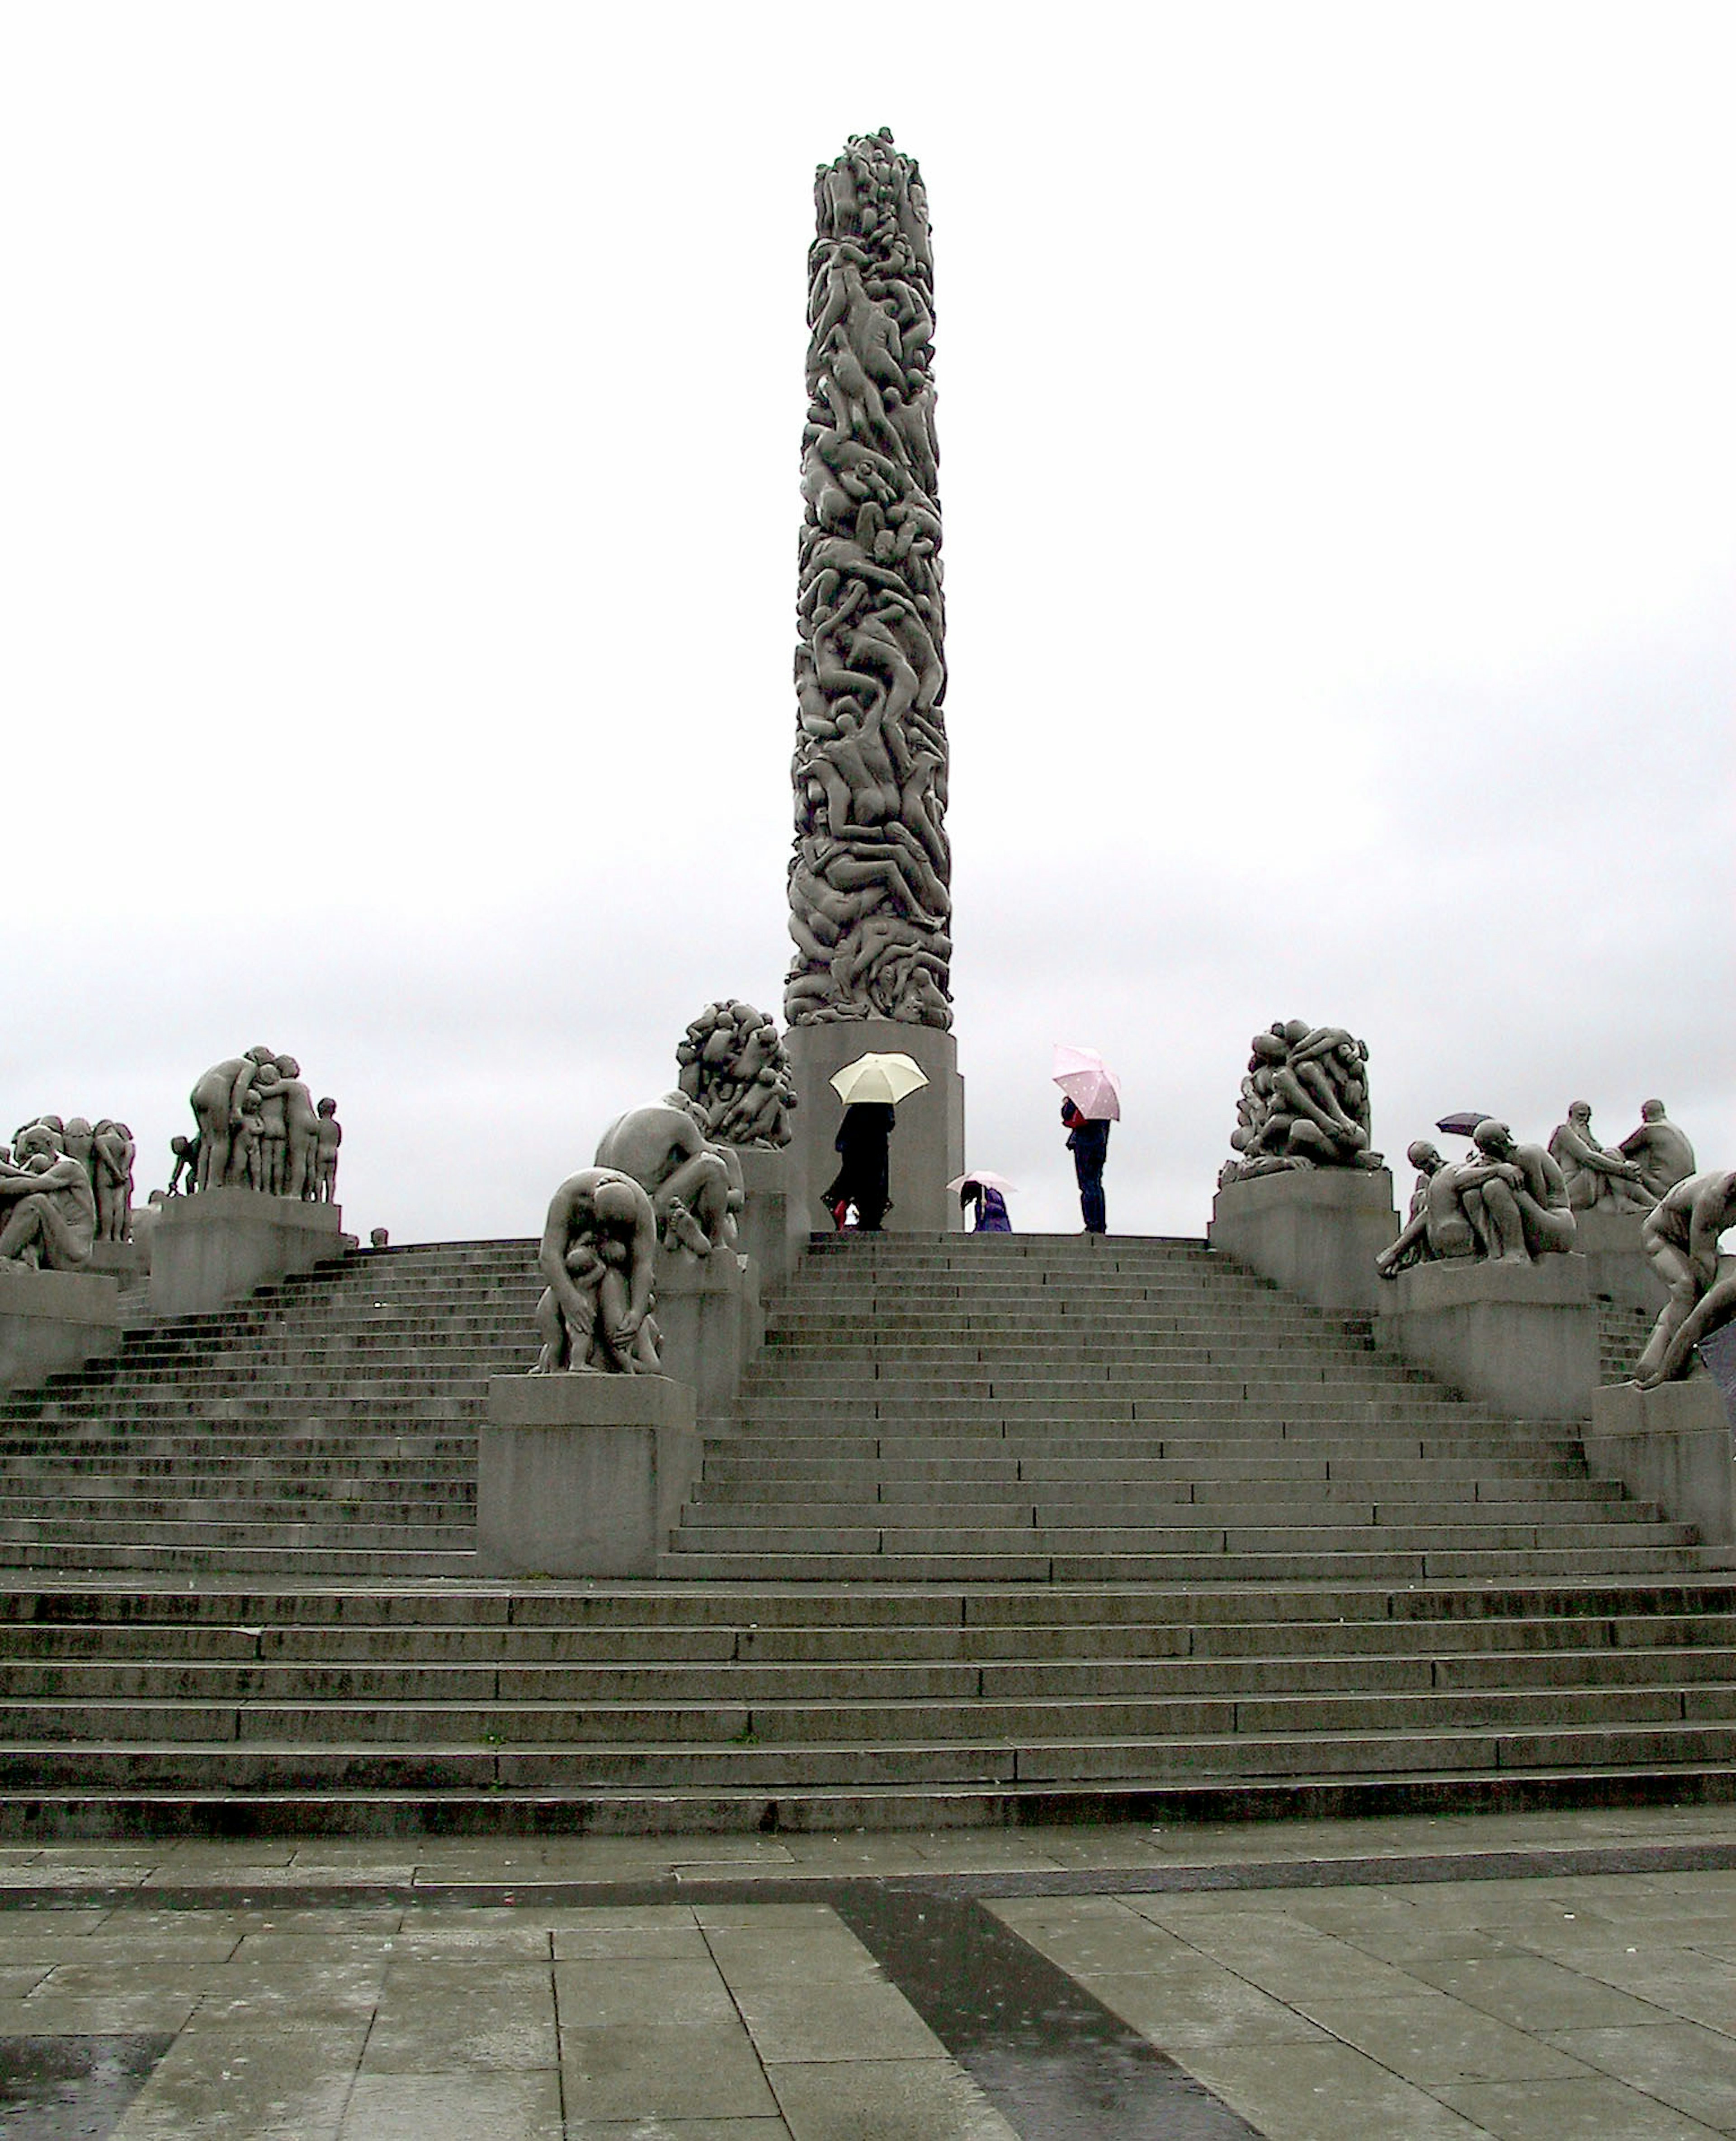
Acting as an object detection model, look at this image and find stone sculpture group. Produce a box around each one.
[0,1115,134,1265]
[675,1000,796,1148]
[785,129,952,1031]
[1219,1021,1382,1184]
[1377,1122,1577,1276]
[175,1050,340,1204]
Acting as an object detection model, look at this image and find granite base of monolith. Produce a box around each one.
[1571,1209,1668,1315]
[86,1239,148,1286]
[653,1248,762,1421]
[733,1147,801,1296]
[479,1372,698,1577]
[1585,1376,1735,1553]
[1208,1168,1397,1319]
[0,1268,123,1394]
[149,1190,346,1319]
[785,1021,965,1235]
[1377,1254,1598,1422]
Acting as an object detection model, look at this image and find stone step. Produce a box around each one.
[659,1545,1706,1583]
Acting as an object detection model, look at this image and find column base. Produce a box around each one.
[479,1372,698,1576]
[785,1021,965,1235]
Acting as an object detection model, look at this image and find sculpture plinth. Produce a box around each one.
[149,1189,346,1319]
[1209,1168,1396,1319]
[479,1372,698,1577]
[651,1247,763,1421]
[1571,1209,1669,1316]
[1377,1254,1598,1423]
[786,1022,964,1235]
[0,1268,122,1395]
[1585,1377,1734,1554]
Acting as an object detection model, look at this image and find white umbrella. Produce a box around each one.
[946,1171,1018,1196]
[830,1052,930,1107]
[1052,1043,1122,1121]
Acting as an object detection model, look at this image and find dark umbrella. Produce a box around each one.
[1435,1112,1494,1138]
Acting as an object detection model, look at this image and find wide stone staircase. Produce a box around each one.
[0,1231,1731,1838]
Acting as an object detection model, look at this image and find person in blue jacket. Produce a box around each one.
[959,1179,1012,1233]
[1062,1098,1110,1233]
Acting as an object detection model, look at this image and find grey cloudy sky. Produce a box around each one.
[6,3,1732,1241]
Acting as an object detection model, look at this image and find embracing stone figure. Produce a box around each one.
[785,128,952,1030]
[1377,1119,1575,1276]
[0,1125,97,1271]
[183,1048,335,1200]
[531,1168,662,1375]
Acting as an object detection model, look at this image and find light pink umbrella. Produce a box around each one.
[946,1171,1019,1197]
[1052,1044,1122,1121]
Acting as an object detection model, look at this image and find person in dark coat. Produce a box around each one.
[824,1101,895,1231]
[960,1179,1012,1233]
[1062,1098,1110,1233]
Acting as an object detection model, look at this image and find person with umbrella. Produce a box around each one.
[951,1171,1014,1234]
[1053,1046,1119,1236]
[823,1053,928,1233]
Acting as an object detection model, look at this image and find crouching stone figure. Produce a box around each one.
[531,1168,662,1375]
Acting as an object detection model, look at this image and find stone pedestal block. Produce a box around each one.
[733,1146,801,1296]
[1585,1377,1734,1550]
[0,1268,123,1394]
[785,1021,966,1235]
[1377,1254,1598,1422]
[86,1239,149,1286]
[1208,1168,1397,1320]
[150,1190,346,1319]
[654,1248,762,1421]
[479,1372,698,1577]
[1571,1209,1668,1315]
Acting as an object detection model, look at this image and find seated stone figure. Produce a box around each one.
[1222,1021,1382,1183]
[1455,1119,1576,1264]
[0,1126,97,1271]
[675,1000,797,1148]
[531,1167,661,1374]
[1375,1140,1481,1277]
[1548,1102,1652,1213]
[1632,1169,1736,1388]
[594,1102,736,1258]
[1618,1099,1697,1203]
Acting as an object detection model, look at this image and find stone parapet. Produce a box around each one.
[149,1190,345,1319]
[732,1146,801,1297]
[1209,1167,1397,1319]
[653,1248,763,1421]
[785,1021,965,1235]
[1377,1254,1598,1422]
[1571,1208,1668,1316]
[0,1268,123,1394]
[1585,1376,1735,1553]
[479,1371,698,1577]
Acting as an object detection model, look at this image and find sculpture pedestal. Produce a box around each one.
[150,1190,346,1319]
[479,1372,698,1577]
[785,1021,965,1234]
[1208,1168,1397,1320]
[1572,1209,1668,1315]
[86,1239,148,1286]
[734,1147,802,1297]
[653,1248,762,1422]
[0,1269,123,1394]
[1377,1254,1598,1422]
[1585,1377,1734,1552]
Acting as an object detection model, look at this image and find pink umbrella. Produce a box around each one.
[1052,1044,1122,1121]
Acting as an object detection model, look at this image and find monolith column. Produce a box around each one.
[784,128,964,1231]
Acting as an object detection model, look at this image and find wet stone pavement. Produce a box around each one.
[0,1805,1731,2138]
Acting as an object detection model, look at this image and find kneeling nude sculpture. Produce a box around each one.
[531,1168,662,1375]
[1631,1169,1736,1390]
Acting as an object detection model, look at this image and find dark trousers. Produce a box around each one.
[1074,1151,1106,1233]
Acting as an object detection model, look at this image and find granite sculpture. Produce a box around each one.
[1618,1099,1696,1202]
[313,1099,342,1203]
[182,1049,335,1200]
[675,1001,797,1148]
[531,1167,662,1375]
[1632,1169,1736,1388]
[784,128,951,1031]
[1219,1022,1382,1184]
[9,1114,136,1244]
[593,1103,737,1258]
[1548,1102,1653,1213]
[0,1125,98,1271]
[1376,1117,1574,1276]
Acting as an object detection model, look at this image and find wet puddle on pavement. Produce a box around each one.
[0,2036,173,2140]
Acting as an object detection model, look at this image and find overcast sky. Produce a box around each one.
[5,3,1731,1241]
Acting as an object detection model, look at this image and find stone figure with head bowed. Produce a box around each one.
[1548,1102,1652,1214]
[0,1125,97,1272]
[1618,1100,1696,1204]
[91,1120,136,1242]
[1631,1169,1736,1389]
[531,1167,662,1375]
[593,1102,737,1259]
